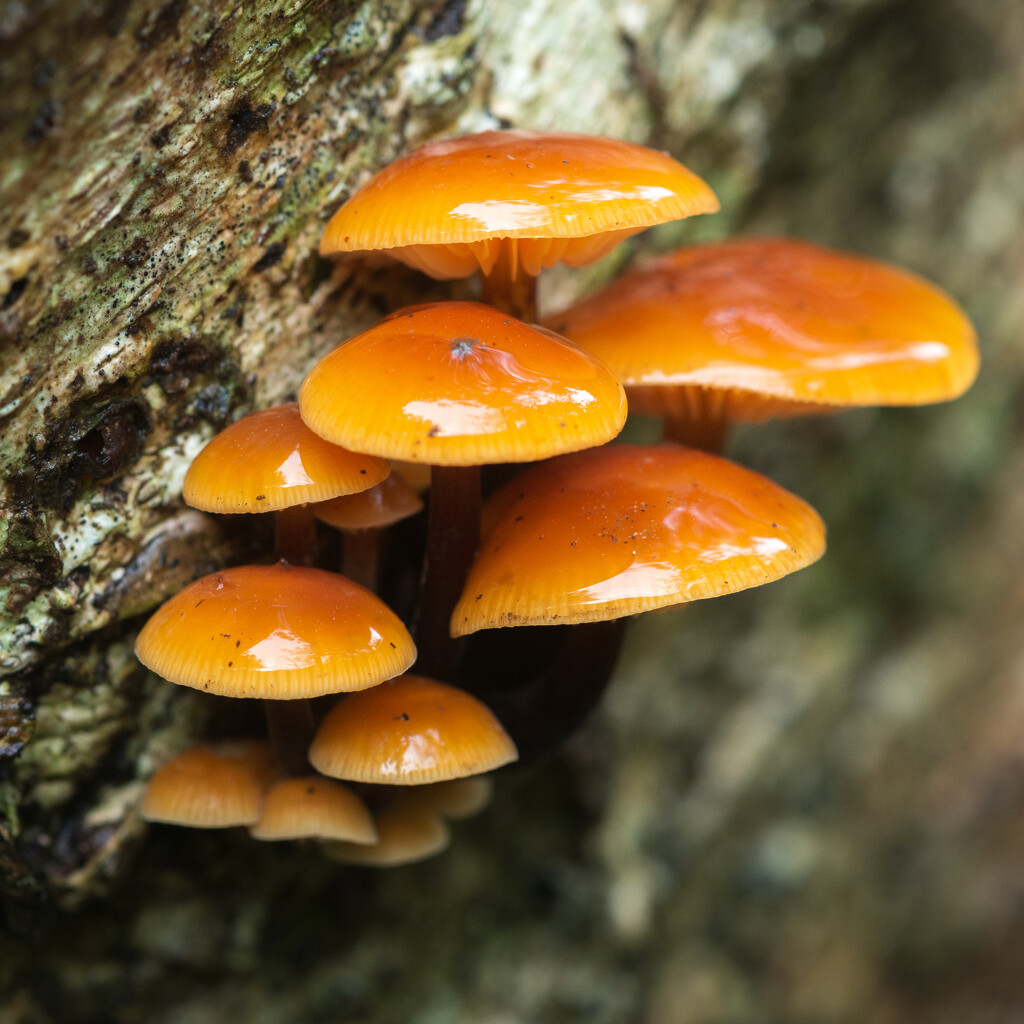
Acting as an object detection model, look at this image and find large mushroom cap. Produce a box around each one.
[135,562,416,699]
[547,237,979,419]
[141,740,275,828]
[309,675,518,785]
[183,403,390,513]
[452,443,825,634]
[320,130,719,279]
[299,302,626,465]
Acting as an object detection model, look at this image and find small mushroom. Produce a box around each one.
[141,740,275,828]
[249,776,377,844]
[321,792,451,868]
[308,675,518,785]
[183,402,389,564]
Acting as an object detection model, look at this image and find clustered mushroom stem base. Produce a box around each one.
[415,465,482,679]
[264,699,315,777]
[275,504,318,566]
[480,248,538,323]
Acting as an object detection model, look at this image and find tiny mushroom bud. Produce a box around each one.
[416,776,494,820]
[321,792,451,868]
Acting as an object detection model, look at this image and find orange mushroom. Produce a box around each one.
[250,776,377,843]
[299,301,626,675]
[321,792,451,868]
[547,237,979,450]
[183,403,389,564]
[416,775,494,820]
[135,562,416,700]
[308,675,517,785]
[140,740,275,828]
[452,443,825,634]
[320,130,719,319]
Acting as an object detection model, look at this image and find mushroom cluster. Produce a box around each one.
[136,130,977,867]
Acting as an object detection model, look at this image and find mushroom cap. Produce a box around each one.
[321,792,451,867]
[320,130,719,279]
[309,675,518,785]
[183,403,390,513]
[547,237,979,419]
[452,443,825,635]
[249,775,377,843]
[140,739,275,828]
[314,473,424,532]
[135,562,416,699]
[416,776,494,820]
[299,302,627,465]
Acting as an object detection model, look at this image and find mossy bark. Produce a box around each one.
[2,0,1023,1020]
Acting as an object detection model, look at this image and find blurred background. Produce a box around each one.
[1,0,1022,1020]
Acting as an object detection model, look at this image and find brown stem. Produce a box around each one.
[274,504,318,565]
[415,465,481,679]
[264,700,315,777]
[482,619,629,764]
[662,388,731,453]
[342,530,381,592]
[480,242,538,322]
[268,504,319,774]
[663,414,728,454]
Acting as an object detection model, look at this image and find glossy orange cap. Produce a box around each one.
[547,238,979,419]
[314,474,424,532]
[183,403,390,513]
[140,740,275,828]
[452,443,825,634]
[309,675,518,784]
[250,776,377,843]
[320,131,719,279]
[135,562,416,699]
[299,302,626,465]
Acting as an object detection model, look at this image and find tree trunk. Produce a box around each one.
[1,0,1022,1020]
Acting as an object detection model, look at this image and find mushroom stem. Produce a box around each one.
[485,619,628,763]
[415,465,481,679]
[342,530,381,593]
[264,699,316,777]
[274,504,318,565]
[269,505,319,775]
[662,389,731,453]
[480,244,538,322]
